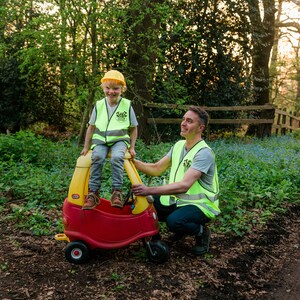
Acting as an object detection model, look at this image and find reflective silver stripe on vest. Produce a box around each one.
[175,192,218,202]
[169,196,176,205]
[91,137,130,145]
[199,202,220,216]
[94,128,129,137]
[176,199,220,216]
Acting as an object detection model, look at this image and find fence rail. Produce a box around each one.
[142,103,300,135]
[273,109,300,134]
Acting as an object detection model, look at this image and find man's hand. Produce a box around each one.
[132,184,149,196]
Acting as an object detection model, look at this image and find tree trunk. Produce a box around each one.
[269,0,283,102]
[78,0,98,146]
[246,0,276,137]
[125,0,163,142]
[78,90,96,146]
[296,37,300,111]
[58,0,67,131]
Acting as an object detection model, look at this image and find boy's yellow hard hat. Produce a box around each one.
[101,70,126,86]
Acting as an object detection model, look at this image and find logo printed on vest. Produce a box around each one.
[116,111,127,122]
[183,158,192,170]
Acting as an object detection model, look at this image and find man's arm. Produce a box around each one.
[132,167,202,196]
[133,155,171,177]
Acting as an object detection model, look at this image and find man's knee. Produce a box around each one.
[166,214,182,232]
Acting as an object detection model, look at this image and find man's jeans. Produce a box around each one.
[153,196,210,236]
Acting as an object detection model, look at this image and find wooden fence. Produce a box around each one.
[142,103,300,135]
[272,108,300,134]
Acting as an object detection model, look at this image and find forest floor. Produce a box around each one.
[0,203,299,300]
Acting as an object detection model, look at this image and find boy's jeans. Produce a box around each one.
[89,141,127,192]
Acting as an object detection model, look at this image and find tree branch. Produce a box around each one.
[277,21,300,32]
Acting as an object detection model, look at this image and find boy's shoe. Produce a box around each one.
[191,227,211,256]
[82,191,100,210]
[111,190,123,208]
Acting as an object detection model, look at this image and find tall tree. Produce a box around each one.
[246,0,276,137]
[269,0,283,101]
[77,0,99,145]
[124,0,165,139]
[277,1,300,111]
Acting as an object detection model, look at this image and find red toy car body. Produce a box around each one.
[55,151,169,264]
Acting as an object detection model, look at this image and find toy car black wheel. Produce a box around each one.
[146,240,170,264]
[65,241,89,264]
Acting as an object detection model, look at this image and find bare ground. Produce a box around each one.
[0,204,299,300]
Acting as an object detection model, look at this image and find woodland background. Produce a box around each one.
[0,0,300,143]
[1,2,300,298]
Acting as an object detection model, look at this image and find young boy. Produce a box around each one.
[81,70,138,209]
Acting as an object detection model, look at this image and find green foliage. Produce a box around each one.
[153,0,251,107]
[0,56,26,132]
[0,131,79,205]
[0,0,260,136]
[9,203,54,236]
[1,133,299,238]
[0,131,78,167]
[212,134,300,235]
[134,139,172,185]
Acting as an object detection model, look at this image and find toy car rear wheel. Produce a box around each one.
[65,241,89,264]
[146,240,170,264]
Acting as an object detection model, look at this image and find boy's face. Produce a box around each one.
[102,82,123,103]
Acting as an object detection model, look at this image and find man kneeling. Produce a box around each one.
[132,106,220,256]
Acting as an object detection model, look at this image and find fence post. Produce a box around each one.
[282,108,287,135]
[291,111,298,132]
[287,111,291,133]
[133,100,150,143]
[272,112,278,134]
[290,111,296,132]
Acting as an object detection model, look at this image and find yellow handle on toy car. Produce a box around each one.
[67,150,149,214]
[68,152,92,207]
[123,158,149,214]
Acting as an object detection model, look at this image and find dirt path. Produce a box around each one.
[0,204,299,300]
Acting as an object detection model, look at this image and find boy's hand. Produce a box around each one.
[129,147,136,158]
[81,148,89,156]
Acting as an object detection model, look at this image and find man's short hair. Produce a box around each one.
[188,106,209,127]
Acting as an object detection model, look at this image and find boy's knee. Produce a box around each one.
[110,154,123,164]
[92,152,106,162]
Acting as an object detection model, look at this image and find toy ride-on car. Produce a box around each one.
[55,151,170,264]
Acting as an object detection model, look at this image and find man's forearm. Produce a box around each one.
[133,159,160,176]
[132,181,189,196]
[149,182,189,195]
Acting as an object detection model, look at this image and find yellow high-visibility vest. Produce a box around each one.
[160,140,220,219]
[91,98,131,148]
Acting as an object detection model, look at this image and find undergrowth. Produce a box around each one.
[0,131,299,237]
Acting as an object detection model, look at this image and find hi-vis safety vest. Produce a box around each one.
[91,98,131,148]
[160,140,220,219]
